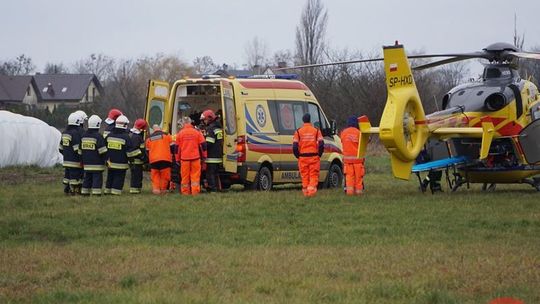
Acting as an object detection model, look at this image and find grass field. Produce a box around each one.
[1,156,540,303]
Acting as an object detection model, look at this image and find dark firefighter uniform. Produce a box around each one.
[103,122,115,138]
[80,129,108,195]
[129,131,146,194]
[59,126,83,194]
[104,129,141,195]
[204,121,223,192]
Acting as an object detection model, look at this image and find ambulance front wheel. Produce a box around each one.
[251,166,273,191]
[324,162,343,189]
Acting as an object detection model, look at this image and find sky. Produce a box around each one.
[2,0,540,74]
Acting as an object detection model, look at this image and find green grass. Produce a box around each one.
[1,157,540,303]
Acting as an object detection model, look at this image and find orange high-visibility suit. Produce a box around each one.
[145,129,173,194]
[176,123,206,195]
[293,122,324,197]
[340,125,365,195]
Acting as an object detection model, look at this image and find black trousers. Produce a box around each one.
[206,163,221,191]
[130,164,143,193]
[82,171,104,195]
[63,168,83,193]
[105,169,127,195]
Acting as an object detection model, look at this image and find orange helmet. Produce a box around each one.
[200,109,216,122]
[105,108,123,124]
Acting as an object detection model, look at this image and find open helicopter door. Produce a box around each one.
[518,118,540,164]
[145,80,171,133]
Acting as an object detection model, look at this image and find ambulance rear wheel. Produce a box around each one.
[252,166,273,191]
[325,163,343,189]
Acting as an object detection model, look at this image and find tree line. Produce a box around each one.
[1,0,539,129]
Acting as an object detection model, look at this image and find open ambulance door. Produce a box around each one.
[145,80,171,133]
[221,80,238,173]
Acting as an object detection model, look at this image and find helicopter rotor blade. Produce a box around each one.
[274,58,384,70]
[508,51,540,60]
[412,56,476,71]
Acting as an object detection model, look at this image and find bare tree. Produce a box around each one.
[272,49,294,68]
[193,56,218,75]
[244,36,269,73]
[73,53,115,81]
[0,54,35,76]
[44,62,68,74]
[513,13,525,50]
[295,0,328,66]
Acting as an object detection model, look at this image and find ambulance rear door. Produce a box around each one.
[145,80,171,133]
[221,80,238,173]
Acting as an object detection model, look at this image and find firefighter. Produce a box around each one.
[103,108,123,138]
[293,113,324,197]
[176,116,207,195]
[146,124,174,194]
[104,115,140,195]
[340,116,365,195]
[129,119,148,194]
[59,113,84,195]
[200,109,223,192]
[80,115,108,195]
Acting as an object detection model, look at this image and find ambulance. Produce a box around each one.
[144,75,343,191]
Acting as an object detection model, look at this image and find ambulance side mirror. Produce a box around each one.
[330,120,337,136]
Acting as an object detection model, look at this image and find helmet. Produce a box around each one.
[200,109,216,122]
[115,115,129,129]
[67,112,82,126]
[74,110,88,121]
[105,108,123,124]
[88,115,102,129]
[130,119,148,133]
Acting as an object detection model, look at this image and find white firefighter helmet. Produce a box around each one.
[88,115,102,129]
[67,112,82,126]
[74,110,88,121]
[115,115,129,129]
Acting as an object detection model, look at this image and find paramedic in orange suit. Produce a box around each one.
[176,117,207,195]
[145,125,174,194]
[340,116,365,195]
[293,113,324,197]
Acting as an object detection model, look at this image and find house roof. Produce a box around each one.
[34,74,103,101]
[0,75,34,102]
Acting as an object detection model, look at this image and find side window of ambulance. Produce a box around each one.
[277,101,305,135]
[307,103,329,135]
[224,96,237,135]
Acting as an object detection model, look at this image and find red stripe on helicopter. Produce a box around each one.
[414,120,426,125]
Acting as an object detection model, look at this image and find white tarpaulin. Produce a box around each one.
[0,110,63,168]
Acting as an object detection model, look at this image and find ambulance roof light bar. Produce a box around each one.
[246,74,299,80]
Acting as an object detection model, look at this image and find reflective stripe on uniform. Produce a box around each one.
[108,162,129,169]
[63,161,82,168]
[104,188,111,194]
[68,179,81,185]
[81,188,90,194]
[132,159,144,165]
[111,188,122,195]
[63,178,69,185]
[84,164,106,171]
[98,146,108,154]
[129,188,141,194]
[206,137,216,143]
[91,188,103,195]
[127,149,142,157]
[205,158,222,163]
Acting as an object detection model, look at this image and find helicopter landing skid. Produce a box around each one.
[522,177,540,191]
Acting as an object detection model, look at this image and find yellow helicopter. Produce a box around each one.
[286,42,540,192]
